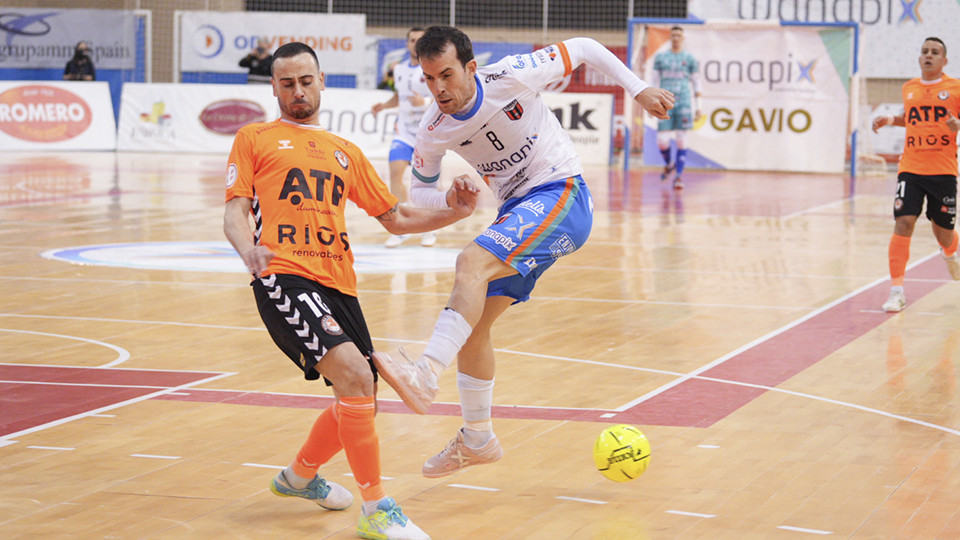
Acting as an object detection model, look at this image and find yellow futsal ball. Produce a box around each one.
[593,424,651,482]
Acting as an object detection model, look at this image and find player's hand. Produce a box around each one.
[637,87,675,120]
[371,102,384,116]
[695,109,703,123]
[446,174,480,217]
[872,115,890,133]
[241,245,275,278]
[409,93,427,107]
[948,115,960,133]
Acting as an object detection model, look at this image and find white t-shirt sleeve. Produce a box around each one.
[562,37,649,98]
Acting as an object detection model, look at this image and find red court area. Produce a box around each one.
[0,365,225,438]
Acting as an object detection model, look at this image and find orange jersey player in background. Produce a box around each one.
[873,36,960,312]
[223,42,478,540]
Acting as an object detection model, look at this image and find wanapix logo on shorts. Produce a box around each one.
[503,99,523,121]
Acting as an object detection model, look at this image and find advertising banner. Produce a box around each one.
[117,83,613,164]
[179,11,365,77]
[0,81,116,151]
[639,24,851,173]
[688,0,960,78]
[0,8,137,70]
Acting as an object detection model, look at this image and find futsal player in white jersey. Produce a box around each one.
[374,25,674,477]
[372,27,441,248]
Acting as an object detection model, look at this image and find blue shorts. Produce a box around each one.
[476,176,593,303]
[388,139,414,162]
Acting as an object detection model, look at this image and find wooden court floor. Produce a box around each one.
[2,150,960,539]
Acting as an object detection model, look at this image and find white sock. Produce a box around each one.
[282,466,312,489]
[891,285,904,293]
[422,308,473,370]
[363,498,384,516]
[458,371,494,448]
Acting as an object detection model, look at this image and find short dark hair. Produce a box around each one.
[271,42,319,75]
[670,26,683,32]
[415,25,474,66]
[924,36,947,56]
[408,26,425,37]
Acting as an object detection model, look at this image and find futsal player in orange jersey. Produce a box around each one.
[873,36,960,312]
[224,42,478,540]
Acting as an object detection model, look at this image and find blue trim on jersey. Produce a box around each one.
[412,167,440,184]
[452,74,484,121]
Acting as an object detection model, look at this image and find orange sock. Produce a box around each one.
[292,402,343,479]
[889,233,911,287]
[338,396,385,502]
[943,231,959,257]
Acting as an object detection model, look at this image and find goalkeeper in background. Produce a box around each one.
[652,26,702,190]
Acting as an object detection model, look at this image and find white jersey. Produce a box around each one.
[412,39,648,207]
[392,59,431,146]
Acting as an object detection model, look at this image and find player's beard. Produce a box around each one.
[284,99,316,120]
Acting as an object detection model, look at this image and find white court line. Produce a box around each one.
[614,252,941,413]
[131,454,180,460]
[666,510,716,518]
[448,484,500,492]
[242,463,284,470]
[780,195,859,221]
[0,371,235,445]
[554,496,605,504]
[27,445,74,451]
[697,445,720,449]
[777,525,833,535]
[89,414,115,418]
[0,328,130,368]
[344,473,395,480]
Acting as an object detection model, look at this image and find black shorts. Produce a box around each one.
[894,171,958,229]
[252,273,377,384]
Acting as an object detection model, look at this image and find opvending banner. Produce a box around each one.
[639,23,852,173]
[688,0,960,78]
[0,81,116,151]
[178,11,365,76]
[117,83,614,164]
[0,8,137,69]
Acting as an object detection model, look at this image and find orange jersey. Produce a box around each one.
[226,119,397,296]
[898,75,960,176]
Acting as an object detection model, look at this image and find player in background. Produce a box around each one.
[873,36,960,312]
[652,26,702,190]
[224,42,478,540]
[372,27,443,248]
[373,26,674,477]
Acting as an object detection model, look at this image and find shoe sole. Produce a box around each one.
[372,354,432,414]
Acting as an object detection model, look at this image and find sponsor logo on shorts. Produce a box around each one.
[523,258,537,270]
[894,198,904,211]
[321,314,343,335]
[516,200,546,216]
[549,234,576,260]
[482,229,517,250]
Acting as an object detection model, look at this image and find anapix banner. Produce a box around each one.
[688,0,960,78]
[0,81,116,150]
[0,8,137,70]
[640,24,851,173]
[117,83,613,164]
[178,11,365,77]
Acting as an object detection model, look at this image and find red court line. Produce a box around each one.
[155,257,951,428]
[0,365,224,438]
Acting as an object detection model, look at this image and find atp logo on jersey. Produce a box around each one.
[503,99,524,121]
